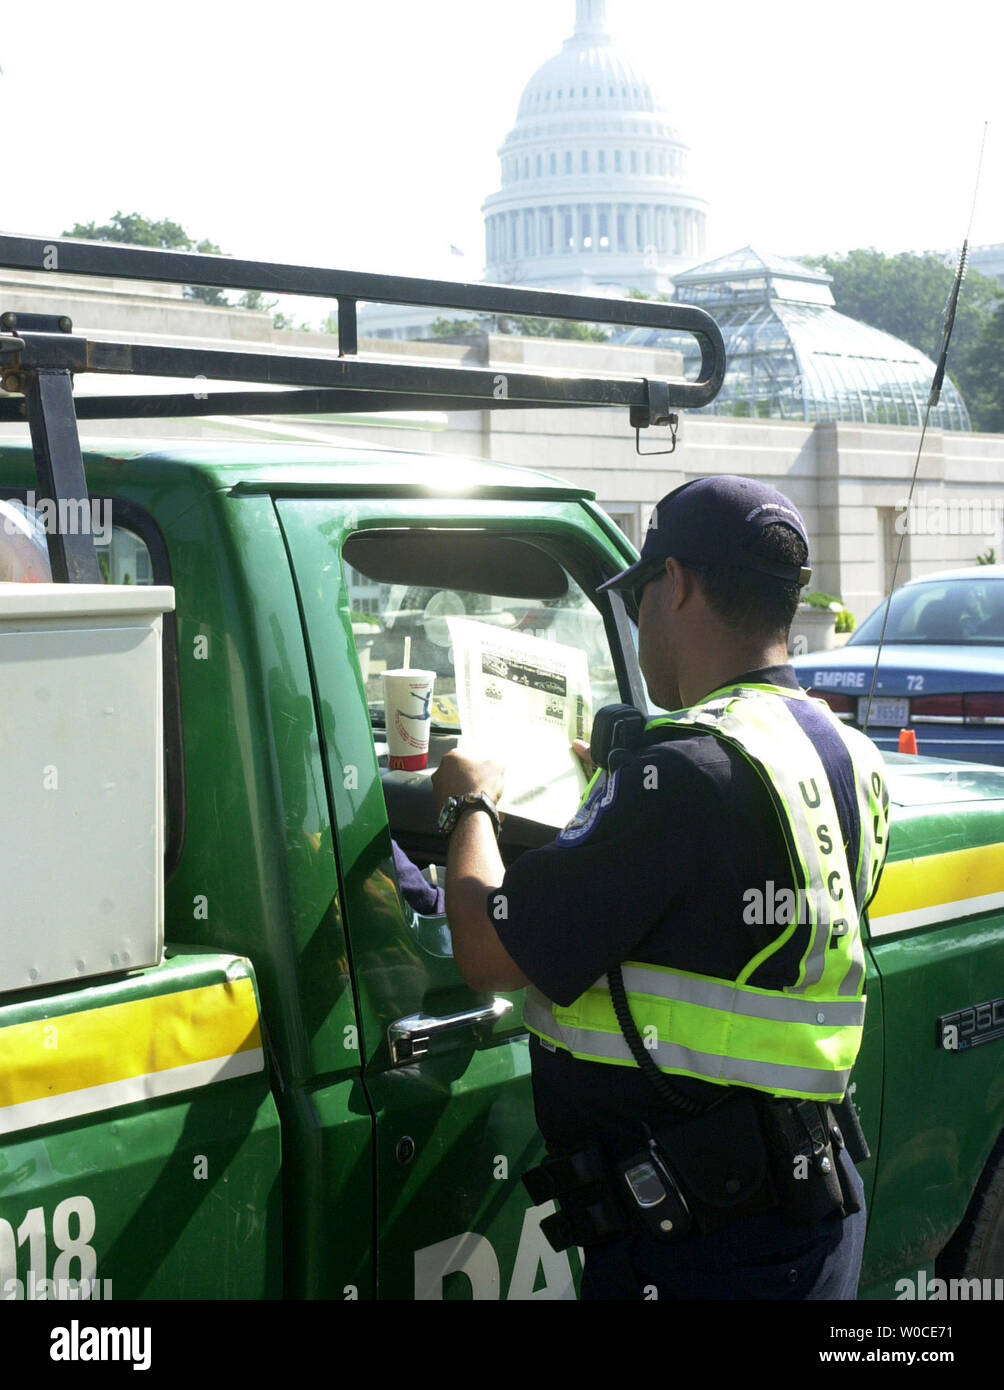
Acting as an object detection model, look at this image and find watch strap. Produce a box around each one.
[453,792,501,838]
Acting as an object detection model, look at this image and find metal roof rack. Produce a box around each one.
[0,234,726,581]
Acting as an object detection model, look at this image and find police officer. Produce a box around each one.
[431,476,890,1300]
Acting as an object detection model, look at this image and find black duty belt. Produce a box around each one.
[523,1089,863,1252]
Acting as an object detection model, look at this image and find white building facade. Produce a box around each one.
[481,0,707,296]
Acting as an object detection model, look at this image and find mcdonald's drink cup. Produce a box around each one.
[382,669,436,770]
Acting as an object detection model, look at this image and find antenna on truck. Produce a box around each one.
[861,122,988,736]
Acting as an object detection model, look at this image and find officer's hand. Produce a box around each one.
[571,739,596,779]
[431,750,505,812]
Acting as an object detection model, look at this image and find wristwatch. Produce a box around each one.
[437,791,502,838]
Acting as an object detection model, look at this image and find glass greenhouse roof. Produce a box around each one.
[615,248,970,430]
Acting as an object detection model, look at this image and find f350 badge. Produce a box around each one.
[938,998,1004,1051]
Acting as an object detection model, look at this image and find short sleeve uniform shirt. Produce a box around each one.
[491,666,866,1157]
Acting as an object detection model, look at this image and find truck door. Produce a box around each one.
[276,496,631,1299]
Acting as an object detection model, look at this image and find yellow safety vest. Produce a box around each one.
[523,682,890,1102]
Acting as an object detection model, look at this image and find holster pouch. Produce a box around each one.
[827,1113,862,1217]
[646,1092,777,1236]
[761,1098,846,1226]
[832,1092,871,1165]
[522,1146,626,1252]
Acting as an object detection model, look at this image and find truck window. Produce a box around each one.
[343,530,621,733]
[95,525,155,586]
[278,504,637,929]
[337,526,628,911]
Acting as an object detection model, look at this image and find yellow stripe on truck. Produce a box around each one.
[868,843,1004,937]
[0,978,262,1110]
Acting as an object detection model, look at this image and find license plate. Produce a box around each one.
[858,696,909,727]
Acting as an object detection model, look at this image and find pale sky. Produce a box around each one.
[2,0,1001,299]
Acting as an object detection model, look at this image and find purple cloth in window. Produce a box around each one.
[392,840,446,915]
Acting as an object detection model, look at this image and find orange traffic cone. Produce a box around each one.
[898,728,918,754]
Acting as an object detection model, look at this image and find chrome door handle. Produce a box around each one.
[388,997,514,1066]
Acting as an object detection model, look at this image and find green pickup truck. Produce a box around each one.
[0,238,1001,1302]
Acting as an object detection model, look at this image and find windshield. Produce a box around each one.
[850,576,1004,646]
[343,530,622,729]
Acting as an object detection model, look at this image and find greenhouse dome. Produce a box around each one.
[616,247,970,430]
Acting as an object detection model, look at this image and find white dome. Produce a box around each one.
[482,0,707,295]
[516,4,675,129]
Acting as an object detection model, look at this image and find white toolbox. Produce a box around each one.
[0,583,175,992]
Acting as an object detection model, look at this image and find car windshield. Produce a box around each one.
[850,577,1004,646]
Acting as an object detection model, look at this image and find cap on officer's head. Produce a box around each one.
[598,475,811,597]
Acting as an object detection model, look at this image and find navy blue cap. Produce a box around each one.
[598,475,811,596]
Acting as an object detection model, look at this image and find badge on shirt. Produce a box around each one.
[556,769,620,844]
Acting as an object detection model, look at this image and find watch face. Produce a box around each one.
[437,797,458,834]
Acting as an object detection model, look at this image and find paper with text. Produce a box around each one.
[448,617,592,827]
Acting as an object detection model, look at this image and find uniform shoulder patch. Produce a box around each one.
[557,769,620,844]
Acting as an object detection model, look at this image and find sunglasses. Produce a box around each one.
[626,559,668,619]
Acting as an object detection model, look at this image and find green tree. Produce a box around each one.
[429,313,607,342]
[502,314,607,341]
[65,213,190,249]
[962,297,1004,433]
[429,315,491,338]
[271,310,312,333]
[236,289,277,313]
[234,289,316,332]
[63,212,230,306]
[804,249,1003,430]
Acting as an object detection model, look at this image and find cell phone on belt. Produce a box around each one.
[617,1143,693,1242]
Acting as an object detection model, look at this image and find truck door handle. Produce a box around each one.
[388,997,514,1065]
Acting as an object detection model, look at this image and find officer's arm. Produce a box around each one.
[445,811,530,993]
[432,750,530,993]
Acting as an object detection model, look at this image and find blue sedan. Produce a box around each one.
[791,566,1004,766]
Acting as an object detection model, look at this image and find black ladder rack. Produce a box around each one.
[0,234,727,581]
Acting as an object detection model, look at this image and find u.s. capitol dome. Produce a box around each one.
[482,0,708,294]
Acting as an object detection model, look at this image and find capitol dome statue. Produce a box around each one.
[482,0,708,295]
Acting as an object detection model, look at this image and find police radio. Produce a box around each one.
[589,703,647,772]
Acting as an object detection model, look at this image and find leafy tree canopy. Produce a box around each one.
[963,296,1004,433]
[236,289,276,314]
[65,212,191,251]
[430,313,607,342]
[63,211,230,305]
[63,214,318,330]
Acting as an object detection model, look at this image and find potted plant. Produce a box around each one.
[789,592,855,655]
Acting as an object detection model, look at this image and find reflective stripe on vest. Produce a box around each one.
[523,979,863,1098]
[526,683,890,1102]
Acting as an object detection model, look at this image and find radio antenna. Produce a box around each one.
[862,122,989,735]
